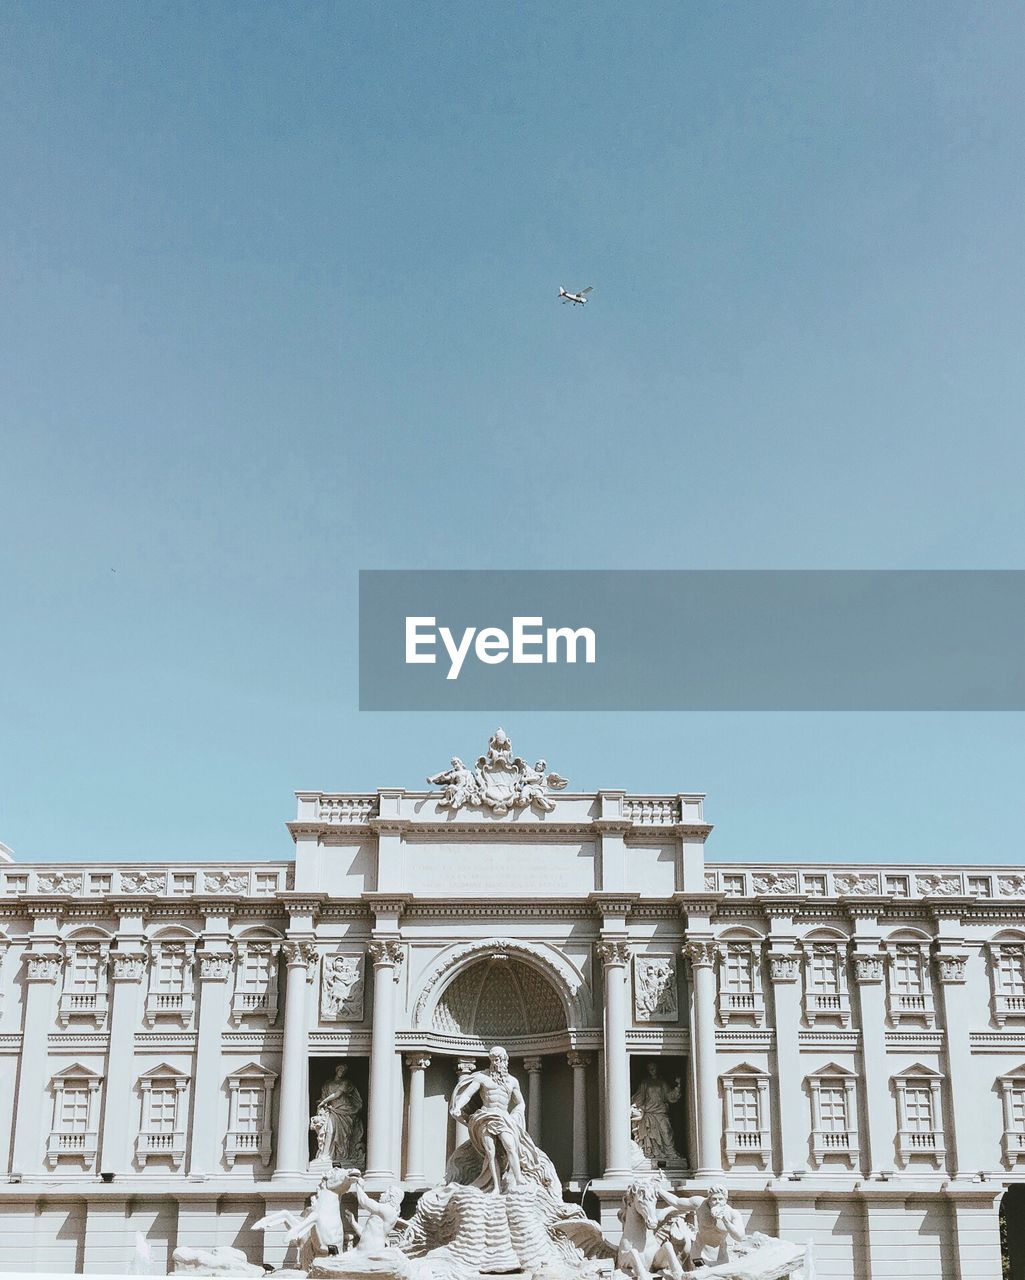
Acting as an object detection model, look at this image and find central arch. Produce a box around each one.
[412,938,587,1032]
[433,956,568,1039]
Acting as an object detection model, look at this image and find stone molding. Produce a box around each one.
[682,938,722,969]
[596,939,630,967]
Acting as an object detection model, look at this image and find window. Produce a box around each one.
[230,941,279,1026]
[988,942,1025,1028]
[893,947,923,993]
[58,941,109,1028]
[967,875,992,897]
[225,1063,277,1167]
[721,1065,770,1167]
[254,872,278,895]
[884,875,909,897]
[136,1065,188,1168]
[144,941,195,1028]
[810,948,839,994]
[884,940,935,1027]
[5,874,28,895]
[717,943,764,1026]
[722,874,746,897]
[999,1068,1025,1165]
[892,1065,945,1167]
[801,940,851,1027]
[87,874,111,895]
[803,874,827,897]
[46,1066,101,1169]
[807,1064,859,1167]
[171,873,194,895]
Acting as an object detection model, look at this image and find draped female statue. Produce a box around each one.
[312,1062,366,1167]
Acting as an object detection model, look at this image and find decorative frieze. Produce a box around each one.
[121,872,166,895]
[751,872,799,896]
[197,950,234,981]
[36,873,83,896]
[917,873,964,897]
[23,950,62,982]
[203,871,249,895]
[111,951,147,982]
[834,873,881,896]
[368,939,404,972]
[321,952,366,1021]
[934,952,968,984]
[633,954,678,1021]
[767,951,800,983]
[851,952,884,984]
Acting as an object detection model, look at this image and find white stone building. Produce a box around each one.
[0,730,1023,1277]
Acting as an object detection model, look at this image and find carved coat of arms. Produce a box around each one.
[427,728,568,816]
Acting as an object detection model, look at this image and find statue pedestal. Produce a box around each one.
[307,1248,412,1280]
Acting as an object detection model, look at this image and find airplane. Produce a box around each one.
[559,286,593,305]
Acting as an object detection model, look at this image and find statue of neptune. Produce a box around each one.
[448,1045,559,1196]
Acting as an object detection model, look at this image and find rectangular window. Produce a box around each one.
[60,1087,90,1133]
[87,875,112,895]
[725,948,753,993]
[243,951,271,990]
[967,876,992,897]
[904,1086,933,1131]
[146,1087,178,1134]
[811,948,839,994]
[722,874,745,897]
[804,875,827,896]
[893,947,923,993]
[235,1086,264,1133]
[885,875,909,897]
[71,950,100,991]
[254,873,277,895]
[818,1085,847,1132]
[171,874,194,895]
[999,950,1025,997]
[157,950,186,991]
[732,1084,760,1131]
[1010,1085,1025,1132]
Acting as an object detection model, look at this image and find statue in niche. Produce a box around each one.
[312,1062,366,1168]
[630,1061,682,1163]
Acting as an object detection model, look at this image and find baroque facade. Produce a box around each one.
[0,731,1023,1276]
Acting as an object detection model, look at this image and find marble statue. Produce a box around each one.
[630,1062,682,1162]
[312,1063,366,1167]
[556,1178,808,1280]
[427,729,568,816]
[656,1183,746,1268]
[447,1045,559,1195]
[170,1244,264,1276]
[255,1169,360,1269]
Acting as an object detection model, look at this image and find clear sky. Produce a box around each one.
[2,2,1023,864]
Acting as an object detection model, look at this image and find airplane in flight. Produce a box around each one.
[559,286,593,305]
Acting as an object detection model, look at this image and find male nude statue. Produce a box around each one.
[449,1045,529,1194]
[657,1182,746,1266]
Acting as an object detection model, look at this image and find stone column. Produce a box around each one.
[524,1057,543,1142]
[365,939,403,1180]
[99,949,146,1174]
[273,939,316,1179]
[765,930,806,1176]
[934,931,974,1177]
[453,1058,477,1148]
[850,942,890,1177]
[188,947,234,1175]
[684,937,722,1176]
[12,950,61,1174]
[404,1054,431,1185]
[567,1052,590,1182]
[597,938,632,1176]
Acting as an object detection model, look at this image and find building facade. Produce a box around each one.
[0,731,1023,1277]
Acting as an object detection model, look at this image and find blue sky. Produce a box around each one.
[1,2,1023,863]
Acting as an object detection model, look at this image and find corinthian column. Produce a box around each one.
[567,1051,590,1182]
[189,947,234,1175]
[453,1058,477,1148]
[597,938,632,1177]
[684,937,722,1176]
[100,949,146,1174]
[273,939,316,1179]
[12,950,61,1174]
[404,1054,431,1186]
[365,939,404,1180]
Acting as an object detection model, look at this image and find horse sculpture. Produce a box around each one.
[553,1178,691,1280]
